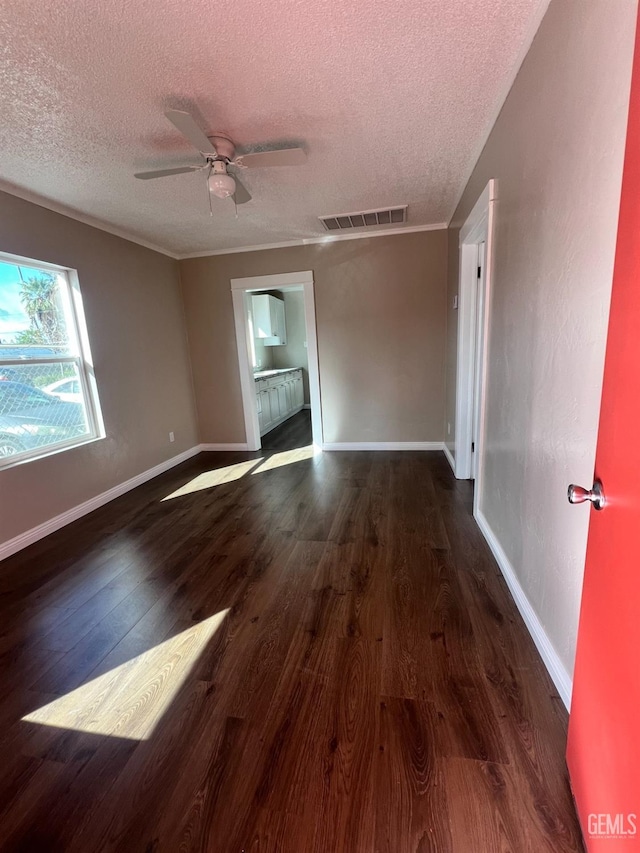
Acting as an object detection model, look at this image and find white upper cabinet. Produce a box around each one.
[252,294,287,346]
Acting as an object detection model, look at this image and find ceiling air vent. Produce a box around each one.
[319,205,407,231]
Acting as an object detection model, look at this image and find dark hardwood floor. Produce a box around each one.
[260,408,312,452]
[0,436,584,851]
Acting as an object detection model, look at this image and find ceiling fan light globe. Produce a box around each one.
[208,172,236,199]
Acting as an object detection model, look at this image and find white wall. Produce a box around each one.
[253,336,274,371]
[446,0,636,684]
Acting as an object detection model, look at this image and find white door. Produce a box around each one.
[470,242,486,480]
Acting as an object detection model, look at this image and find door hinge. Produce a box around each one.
[471,442,475,452]
[477,266,481,278]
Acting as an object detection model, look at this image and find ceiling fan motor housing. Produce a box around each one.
[209,133,235,161]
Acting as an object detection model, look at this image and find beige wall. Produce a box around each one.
[445,0,636,676]
[0,191,199,547]
[180,230,447,445]
[272,290,310,404]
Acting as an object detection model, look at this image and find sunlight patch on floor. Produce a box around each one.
[161,460,261,500]
[22,610,229,740]
[161,445,317,500]
[251,445,315,474]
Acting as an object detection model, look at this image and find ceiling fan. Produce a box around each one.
[134,109,307,206]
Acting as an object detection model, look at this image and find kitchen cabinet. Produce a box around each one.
[268,387,280,423]
[294,375,303,409]
[277,382,288,415]
[256,387,270,433]
[255,369,305,436]
[251,294,287,346]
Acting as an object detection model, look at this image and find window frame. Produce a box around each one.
[0,251,104,468]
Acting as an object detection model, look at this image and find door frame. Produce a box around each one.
[454,179,496,516]
[470,240,487,483]
[230,270,323,451]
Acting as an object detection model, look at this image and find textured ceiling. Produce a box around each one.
[0,0,548,257]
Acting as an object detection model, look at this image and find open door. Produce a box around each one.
[566,8,640,849]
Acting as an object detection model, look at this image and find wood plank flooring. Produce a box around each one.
[0,423,584,851]
[261,409,312,452]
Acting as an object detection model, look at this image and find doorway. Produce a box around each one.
[454,180,495,515]
[230,270,323,452]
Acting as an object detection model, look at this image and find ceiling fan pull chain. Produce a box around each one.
[207,165,214,217]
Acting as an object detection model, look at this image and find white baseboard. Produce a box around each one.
[443,443,456,473]
[199,443,249,451]
[0,446,202,563]
[322,441,444,451]
[474,509,572,710]
[303,404,311,410]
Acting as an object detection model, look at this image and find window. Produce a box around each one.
[0,252,103,466]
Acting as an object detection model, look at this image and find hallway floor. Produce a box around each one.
[0,448,584,851]
[260,408,312,452]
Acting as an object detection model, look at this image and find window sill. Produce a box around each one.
[0,432,106,472]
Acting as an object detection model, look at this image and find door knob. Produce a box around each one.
[567,479,606,510]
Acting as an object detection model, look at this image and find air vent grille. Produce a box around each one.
[319,205,407,231]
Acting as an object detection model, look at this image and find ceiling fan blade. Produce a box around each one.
[165,109,217,154]
[233,176,252,205]
[235,147,307,168]
[134,166,201,180]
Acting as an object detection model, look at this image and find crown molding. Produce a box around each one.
[0,181,180,259]
[0,180,448,262]
[177,222,449,260]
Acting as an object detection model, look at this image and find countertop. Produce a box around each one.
[253,368,302,381]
